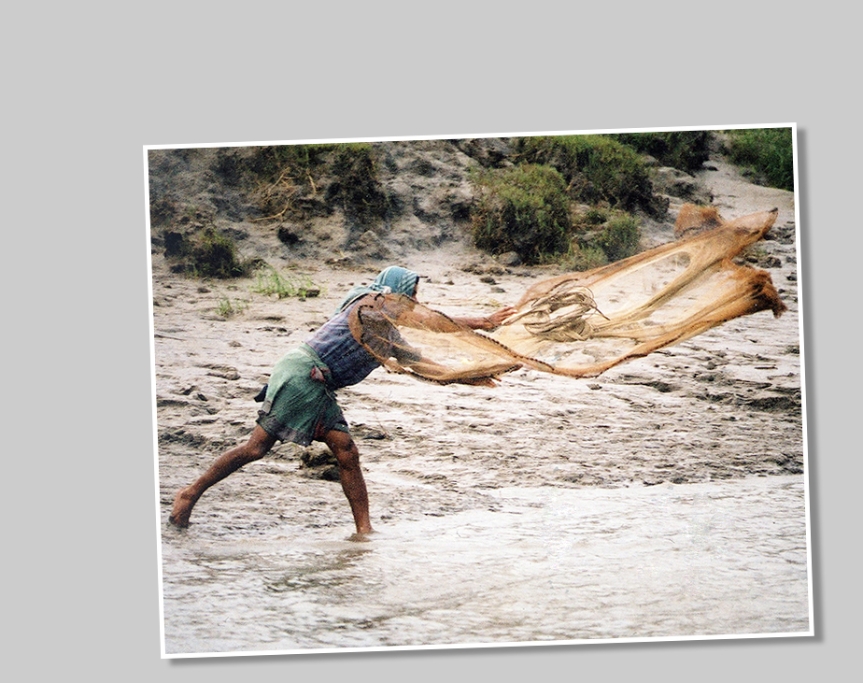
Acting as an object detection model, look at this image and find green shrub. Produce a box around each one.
[583,207,609,225]
[165,228,249,278]
[567,208,642,266]
[723,127,794,191]
[469,164,572,264]
[611,131,711,172]
[559,243,608,271]
[515,135,659,215]
[596,214,641,261]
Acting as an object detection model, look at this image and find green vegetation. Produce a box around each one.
[595,213,641,262]
[469,162,644,268]
[243,143,332,183]
[247,142,389,224]
[192,229,249,278]
[611,131,711,172]
[157,143,392,282]
[514,135,659,215]
[162,132,758,278]
[164,227,250,279]
[559,243,608,271]
[216,297,246,318]
[583,207,609,225]
[562,208,642,268]
[469,164,572,264]
[251,266,321,299]
[723,127,794,191]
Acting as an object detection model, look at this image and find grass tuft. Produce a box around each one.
[251,266,321,299]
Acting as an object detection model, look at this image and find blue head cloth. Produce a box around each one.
[336,266,419,313]
[372,266,420,296]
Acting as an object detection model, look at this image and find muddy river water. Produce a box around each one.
[160,474,809,655]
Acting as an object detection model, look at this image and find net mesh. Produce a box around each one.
[347,208,787,386]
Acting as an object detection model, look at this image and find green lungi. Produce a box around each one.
[256,345,349,446]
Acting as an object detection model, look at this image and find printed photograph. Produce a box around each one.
[147,127,810,657]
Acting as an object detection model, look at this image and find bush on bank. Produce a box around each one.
[513,135,659,216]
[469,164,572,264]
[611,131,712,173]
[722,127,794,191]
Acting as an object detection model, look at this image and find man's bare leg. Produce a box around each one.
[323,429,373,538]
[169,425,277,527]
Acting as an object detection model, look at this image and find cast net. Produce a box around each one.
[347,208,788,386]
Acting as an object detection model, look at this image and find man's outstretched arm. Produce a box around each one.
[451,306,518,331]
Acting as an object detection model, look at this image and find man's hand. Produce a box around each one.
[450,306,519,331]
[481,306,518,330]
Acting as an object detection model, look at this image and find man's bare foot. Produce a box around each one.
[168,487,196,528]
[347,529,376,543]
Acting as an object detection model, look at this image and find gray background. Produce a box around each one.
[6,4,856,681]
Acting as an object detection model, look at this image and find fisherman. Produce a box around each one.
[169,266,516,539]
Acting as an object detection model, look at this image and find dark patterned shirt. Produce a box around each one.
[306,294,421,389]
[305,306,381,389]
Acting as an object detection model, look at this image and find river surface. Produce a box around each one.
[160,474,810,656]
